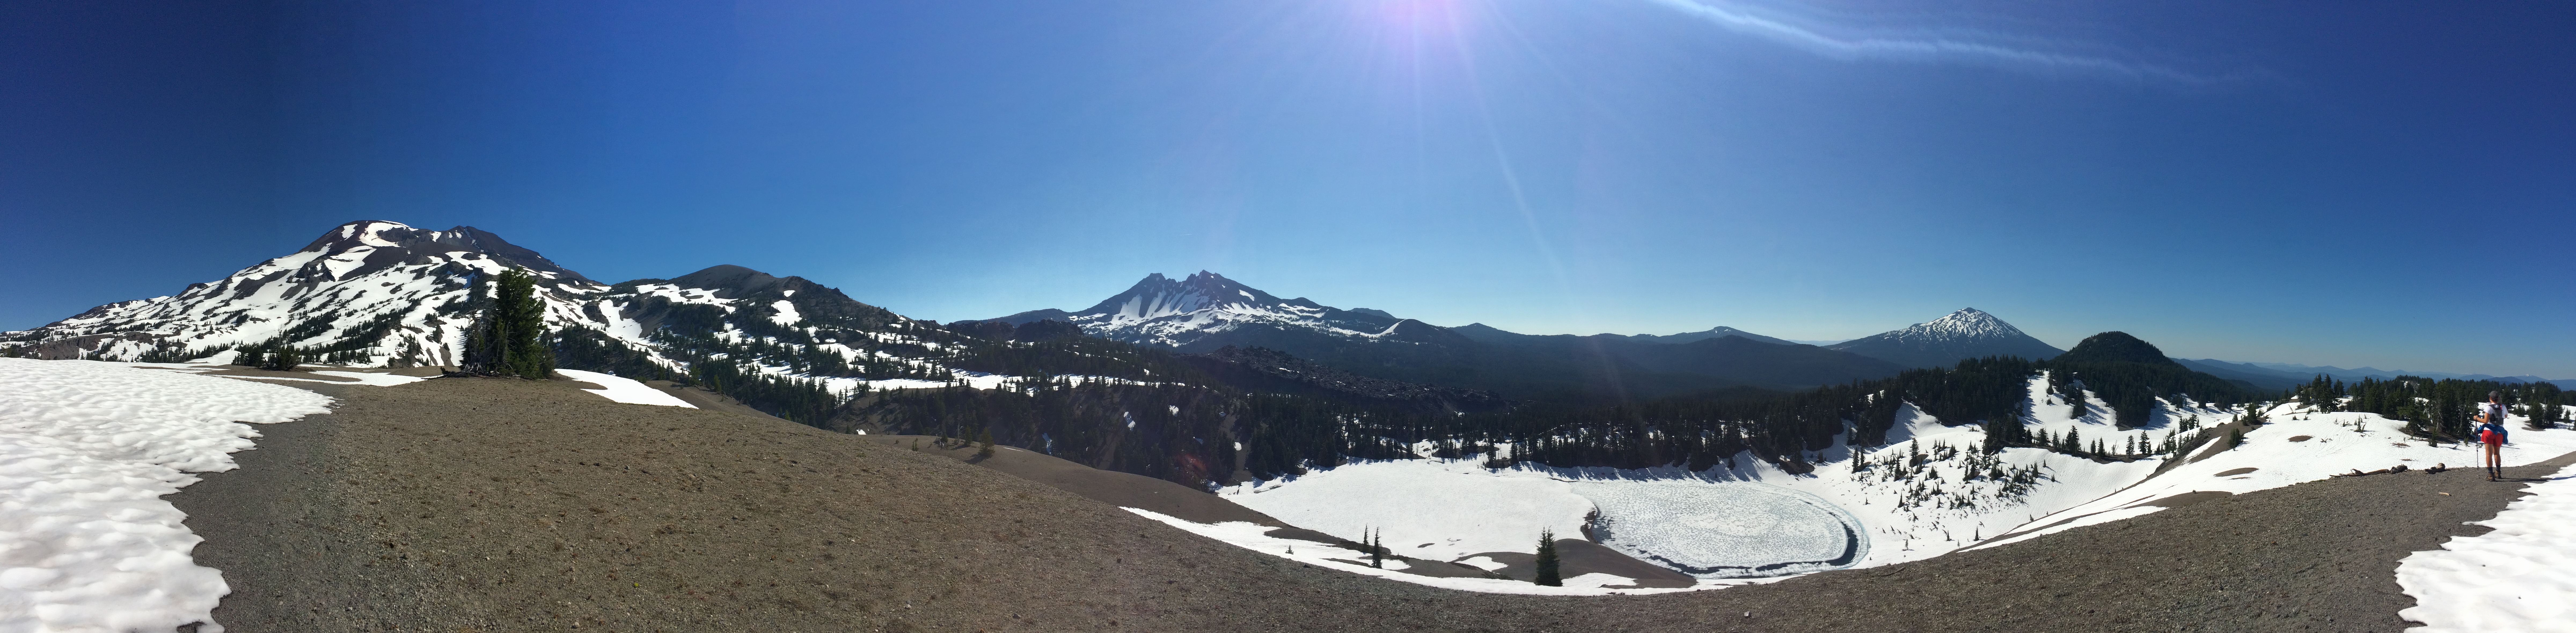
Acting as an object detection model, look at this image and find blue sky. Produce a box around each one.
[5,1,2572,377]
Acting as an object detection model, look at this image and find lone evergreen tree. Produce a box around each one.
[1360,527,1381,568]
[1533,528,1561,586]
[261,345,301,372]
[470,267,555,379]
[976,429,997,458]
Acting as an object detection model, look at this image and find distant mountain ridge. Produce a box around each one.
[982,273,1903,399]
[2216,360,2563,385]
[1826,308,2066,369]
[1450,323,1800,347]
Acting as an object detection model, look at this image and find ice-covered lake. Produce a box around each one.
[1574,481,1870,578]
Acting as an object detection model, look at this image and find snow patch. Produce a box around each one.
[0,359,333,633]
[2395,462,2576,632]
[556,369,695,408]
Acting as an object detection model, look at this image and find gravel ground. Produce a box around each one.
[173,377,2567,632]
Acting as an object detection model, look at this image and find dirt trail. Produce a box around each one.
[173,377,2566,632]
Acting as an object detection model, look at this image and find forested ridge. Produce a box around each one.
[560,306,2565,490]
[2291,373,2565,437]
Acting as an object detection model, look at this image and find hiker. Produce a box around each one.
[2476,391,2510,481]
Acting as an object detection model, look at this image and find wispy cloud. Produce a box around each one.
[1638,0,2219,83]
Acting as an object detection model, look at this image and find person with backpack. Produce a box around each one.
[2476,391,2510,481]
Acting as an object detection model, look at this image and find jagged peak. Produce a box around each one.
[1083,271,1289,318]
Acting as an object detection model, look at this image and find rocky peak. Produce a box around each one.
[289,220,593,284]
[1081,271,1292,322]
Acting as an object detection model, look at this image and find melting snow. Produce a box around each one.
[556,369,695,408]
[2395,462,2576,632]
[0,359,332,633]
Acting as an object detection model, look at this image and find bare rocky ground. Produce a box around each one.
[172,377,2567,632]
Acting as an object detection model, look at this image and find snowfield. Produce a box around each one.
[1577,481,1867,577]
[1212,378,2576,594]
[1120,508,1776,595]
[2396,462,2576,632]
[1218,459,1594,564]
[1970,403,2576,551]
[0,359,332,633]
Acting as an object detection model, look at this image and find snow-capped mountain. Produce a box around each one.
[984,271,1458,351]
[1,220,604,365]
[1827,308,2065,369]
[0,222,972,389]
[983,272,1913,398]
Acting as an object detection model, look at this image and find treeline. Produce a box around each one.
[1224,357,2054,477]
[2298,374,2565,436]
[859,352,2264,485]
[1239,354,2251,477]
[831,380,1240,488]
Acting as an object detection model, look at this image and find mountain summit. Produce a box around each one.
[1827,308,2065,369]
[2,220,603,363]
[982,272,1448,350]
[2052,331,2181,366]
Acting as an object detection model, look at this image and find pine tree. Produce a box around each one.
[263,345,301,372]
[1367,527,1382,568]
[471,267,555,379]
[1533,528,1562,586]
[976,428,997,458]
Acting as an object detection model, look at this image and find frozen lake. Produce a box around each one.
[1574,481,1871,578]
